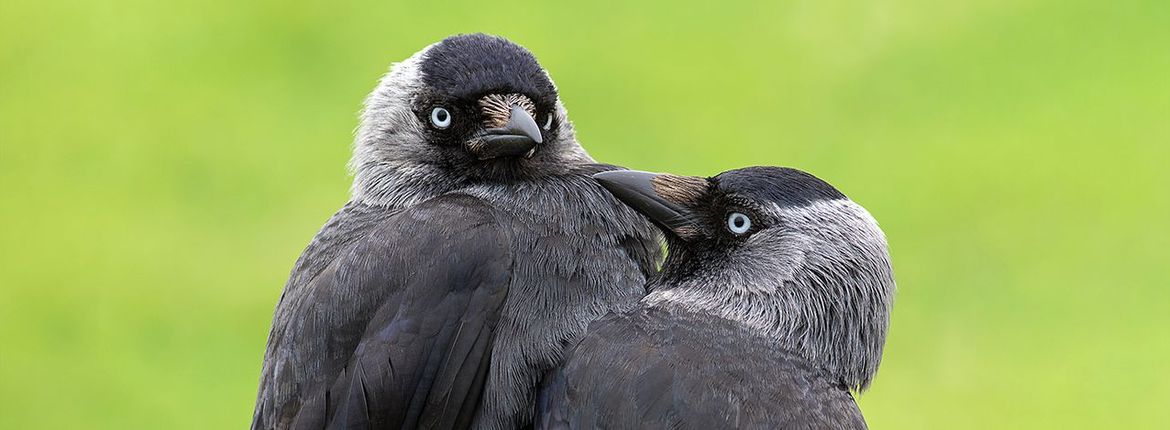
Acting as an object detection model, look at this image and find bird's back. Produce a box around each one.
[538,307,868,429]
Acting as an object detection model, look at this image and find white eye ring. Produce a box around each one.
[727,212,752,234]
[430,107,452,129]
[543,115,553,130]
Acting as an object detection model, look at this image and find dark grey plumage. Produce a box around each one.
[537,167,896,429]
[539,309,866,429]
[251,34,661,430]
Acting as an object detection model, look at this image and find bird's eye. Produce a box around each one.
[543,114,553,130]
[727,212,752,235]
[430,107,452,129]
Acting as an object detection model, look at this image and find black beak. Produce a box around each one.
[474,105,543,160]
[593,170,708,240]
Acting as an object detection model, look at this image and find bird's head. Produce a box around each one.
[351,33,592,206]
[594,167,895,391]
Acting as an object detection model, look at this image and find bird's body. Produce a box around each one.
[537,167,894,429]
[255,168,657,429]
[539,306,865,429]
[251,34,662,430]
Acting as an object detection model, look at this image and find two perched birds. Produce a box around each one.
[252,34,895,430]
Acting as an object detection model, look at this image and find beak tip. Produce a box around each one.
[508,105,543,144]
[590,170,619,182]
[592,170,654,190]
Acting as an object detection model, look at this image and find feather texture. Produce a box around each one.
[537,307,867,429]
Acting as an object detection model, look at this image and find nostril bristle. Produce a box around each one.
[478,93,536,128]
[651,174,709,206]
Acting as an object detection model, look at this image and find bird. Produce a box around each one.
[536,167,895,429]
[250,33,663,430]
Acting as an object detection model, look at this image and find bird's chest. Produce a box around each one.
[500,205,647,322]
[469,186,655,424]
[480,182,653,311]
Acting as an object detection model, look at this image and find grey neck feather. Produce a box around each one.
[347,45,592,208]
[644,198,896,391]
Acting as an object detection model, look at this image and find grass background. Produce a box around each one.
[2,0,1167,428]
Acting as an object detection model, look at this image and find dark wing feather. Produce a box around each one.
[325,228,511,430]
[254,195,512,430]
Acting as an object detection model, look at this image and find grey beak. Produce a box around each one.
[497,105,543,145]
[474,106,543,160]
[593,170,706,240]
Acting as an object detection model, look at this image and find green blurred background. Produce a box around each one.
[2,0,1167,428]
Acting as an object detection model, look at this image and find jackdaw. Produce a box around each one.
[250,34,662,430]
[537,167,895,429]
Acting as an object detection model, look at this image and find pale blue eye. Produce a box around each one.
[727,212,751,234]
[543,114,553,130]
[430,107,452,129]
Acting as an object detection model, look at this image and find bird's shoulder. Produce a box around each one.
[284,200,398,294]
[314,194,514,305]
[368,193,505,240]
[282,195,508,298]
